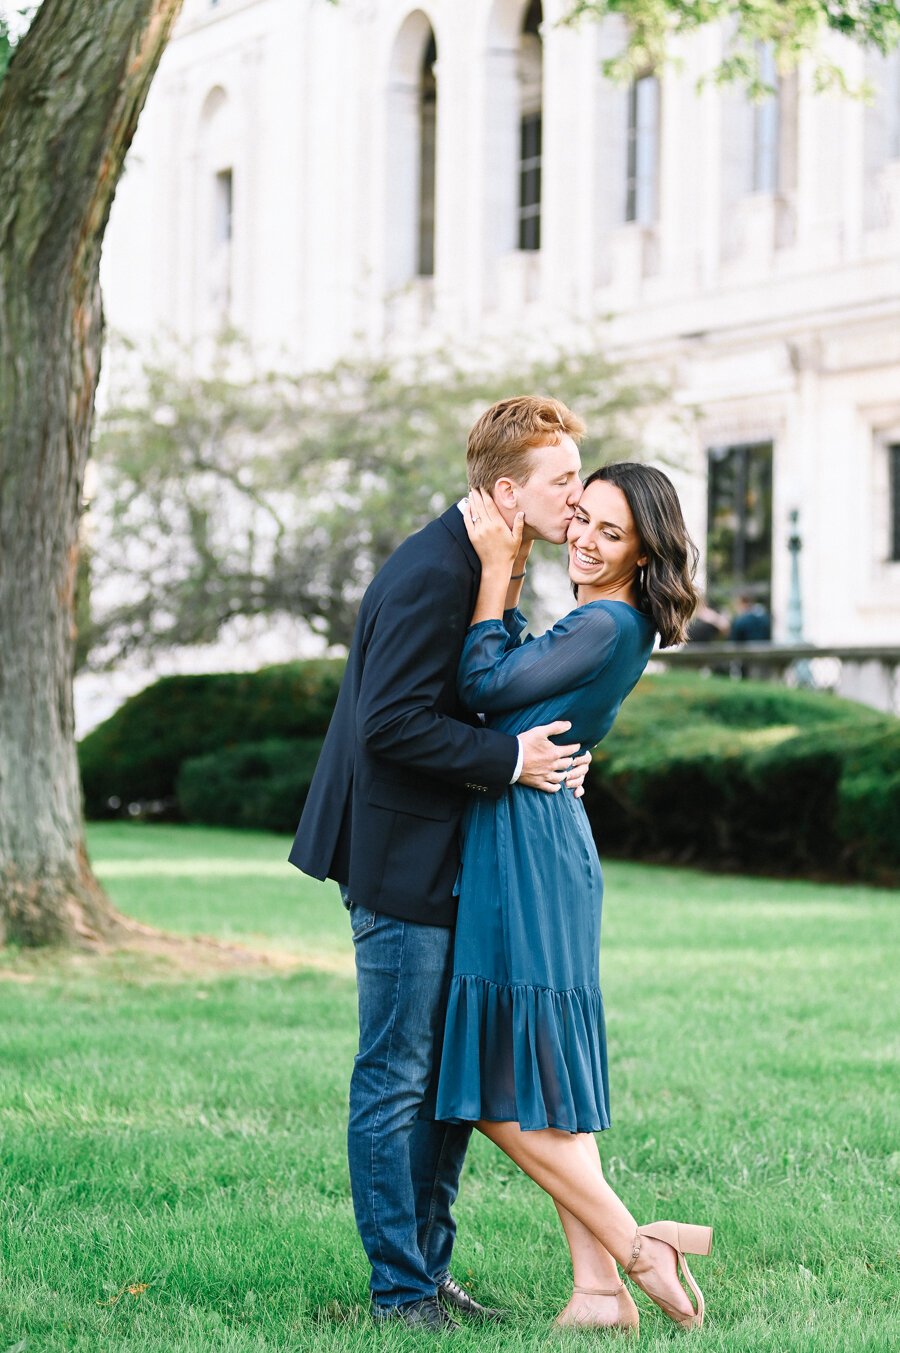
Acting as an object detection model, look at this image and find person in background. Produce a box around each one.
[686,597,730,644]
[730,592,772,642]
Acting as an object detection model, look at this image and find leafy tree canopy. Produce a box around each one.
[0,19,11,81]
[88,338,676,657]
[563,2,900,94]
[0,6,35,83]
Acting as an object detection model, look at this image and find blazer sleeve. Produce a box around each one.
[458,604,621,713]
[356,562,519,792]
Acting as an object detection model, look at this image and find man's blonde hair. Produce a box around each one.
[466,395,586,490]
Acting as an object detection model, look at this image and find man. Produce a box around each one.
[290,396,589,1330]
[730,592,772,642]
[685,597,729,644]
[729,591,772,679]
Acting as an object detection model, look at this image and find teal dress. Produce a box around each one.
[435,599,655,1133]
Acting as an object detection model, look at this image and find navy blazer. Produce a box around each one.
[288,506,519,925]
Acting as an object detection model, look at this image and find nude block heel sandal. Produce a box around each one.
[623,1220,713,1330]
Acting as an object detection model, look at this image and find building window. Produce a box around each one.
[752,43,779,193]
[625,74,659,224]
[418,34,437,277]
[215,168,233,245]
[212,167,233,320]
[519,112,542,250]
[889,59,900,160]
[518,0,543,251]
[863,52,900,227]
[706,442,773,611]
[890,444,900,561]
[385,13,438,291]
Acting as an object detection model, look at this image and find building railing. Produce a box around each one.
[649,643,900,716]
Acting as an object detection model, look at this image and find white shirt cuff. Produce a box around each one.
[511,736,524,784]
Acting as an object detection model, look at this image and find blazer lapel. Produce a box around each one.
[440,504,480,574]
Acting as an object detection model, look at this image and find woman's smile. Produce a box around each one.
[570,544,602,571]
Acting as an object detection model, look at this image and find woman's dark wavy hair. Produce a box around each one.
[579,463,700,648]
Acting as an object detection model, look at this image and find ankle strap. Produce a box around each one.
[622,1231,641,1276]
[573,1282,624,1297]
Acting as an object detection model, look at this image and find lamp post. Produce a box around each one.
[786,508,813,686]
[786,508,804,642]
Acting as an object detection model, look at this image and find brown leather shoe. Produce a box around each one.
[438,1275,506,1323]
[371,1296,460,1331]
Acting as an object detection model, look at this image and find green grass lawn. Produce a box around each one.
[1,823,898,1352]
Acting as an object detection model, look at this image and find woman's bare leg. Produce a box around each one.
[553,1136,639,1326]
[478,1119,695,1323]
[556,1199,619,1285]
[554,1199,624,1326]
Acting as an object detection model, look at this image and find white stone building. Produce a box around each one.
[100,0,900,646]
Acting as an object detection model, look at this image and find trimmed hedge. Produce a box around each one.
[582,676,898,883]
[78,661,343,817]
[176,739,324,834]
[81,664,897,884]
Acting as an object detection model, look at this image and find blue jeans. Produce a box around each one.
[343,891,472,1309]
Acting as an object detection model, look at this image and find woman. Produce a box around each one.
[435,463,711,1333]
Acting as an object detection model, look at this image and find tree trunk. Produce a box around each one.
[0,0,184,946]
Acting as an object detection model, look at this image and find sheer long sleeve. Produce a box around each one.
[458,603,622,713]
[501,607,528,647]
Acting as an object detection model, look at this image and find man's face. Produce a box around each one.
[496,435,583,544]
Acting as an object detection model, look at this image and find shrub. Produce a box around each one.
[82,663,897,884]
[176,739,323,834]
[583,675,899,884]
[78,660,343,817]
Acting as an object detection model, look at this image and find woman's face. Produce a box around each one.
[567,479,647,595]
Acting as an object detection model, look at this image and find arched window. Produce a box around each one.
[751,43,779,193]
[518,0,543,250]
[719,43,798,256]
[625,73,659,224]
[385,12,439,290]
[864,50,900,228]
[418,33,437,276]
[198,86,235,325]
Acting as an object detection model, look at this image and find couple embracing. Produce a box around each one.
[290,396,713,1335]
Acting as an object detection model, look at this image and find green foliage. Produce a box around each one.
[583,674,899,882]
[562,1,900,96]
[176,737,324,833]
[77,660,343,817]
[0,19,11,85]
[0,7,33,84]
[0,7,37,91]
[88,666,898,885]
[89,335,671,656]
[838,768,900,873]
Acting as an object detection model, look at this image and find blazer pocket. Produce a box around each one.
[367,777,453,821]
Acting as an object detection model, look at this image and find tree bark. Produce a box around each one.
[0,0,184,945]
